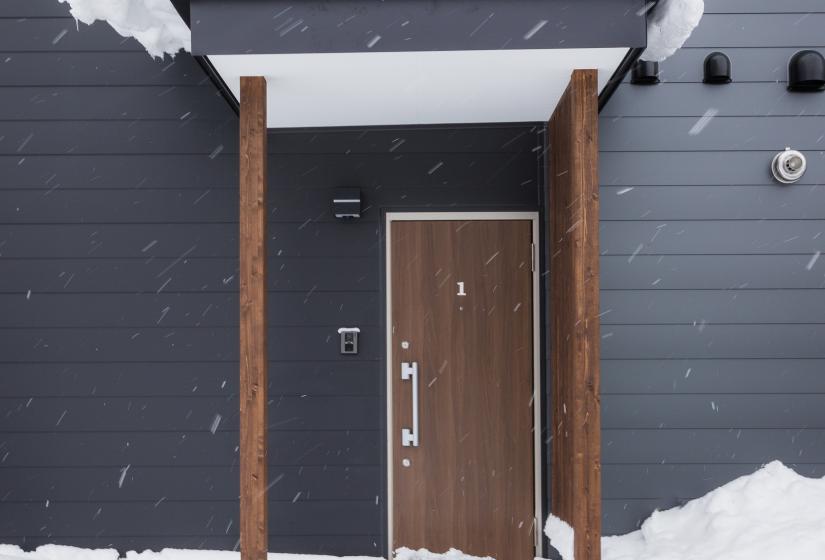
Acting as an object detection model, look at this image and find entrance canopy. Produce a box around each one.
[188,0,647,128]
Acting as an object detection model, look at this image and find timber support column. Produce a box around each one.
[239,76,268,560]
[548,69,602,560]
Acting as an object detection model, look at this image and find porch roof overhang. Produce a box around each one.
[189,0,647,128]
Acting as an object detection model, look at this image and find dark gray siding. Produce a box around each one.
[0,0,542,554]
[599,0,825,535]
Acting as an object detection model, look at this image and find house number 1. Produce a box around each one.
[456,282,467,296]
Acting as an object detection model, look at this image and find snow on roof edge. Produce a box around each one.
[641,0,704,62]
[57,0,190,59]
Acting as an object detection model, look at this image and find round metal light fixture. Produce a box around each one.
[631,60,660,85]
[771,147,807,184]
[788,50,825,91]
[703,52,731,84]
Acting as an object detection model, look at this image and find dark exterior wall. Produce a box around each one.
[598,0,825,535]
[0,0,542,554]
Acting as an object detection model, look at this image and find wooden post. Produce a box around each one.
[239,76,268,560]
[548,69,602,560]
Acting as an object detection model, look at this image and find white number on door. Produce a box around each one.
[456,282,467,296]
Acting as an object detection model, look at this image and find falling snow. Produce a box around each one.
[688,108,719,136]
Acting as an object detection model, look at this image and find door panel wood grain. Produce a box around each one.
[390,219,535,560]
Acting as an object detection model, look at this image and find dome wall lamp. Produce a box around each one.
[703,52,732,84]
[631,60,659,85]
[788,50,825,91]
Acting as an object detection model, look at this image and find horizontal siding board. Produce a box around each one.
[601,324,825,359]
[0,431,378,467]
[602,394,825,429]
[0,465,380,501]
[0,155,237,190]
[685,14,825,47]
[603,359,825,394]
[0,501,380,537]
[704,0,825,13]
[0,19,142,52]
[0,223,380,258]
[600,151,825,186]
[603,82,825,117]
[0,86,232,120]
[601,289,825,324]
[600,220,825,255]
[0,395,379,432]
[602,185,825,220]
[0,122,541,157]
[601,429,825,463]
[602,462,825,500]
[0,120,235,156]
[0,326,381,362]
[0,361,380,398]
[0,53,206,86]
[0,292,379,328]
[0,224,240,258]
[0,153,536,190]
[0,185,536,224]
[14,218,810,261]
[600,116,825,151]
[0,258,240,294]
[601,255,825,290]
[0,258,378,293]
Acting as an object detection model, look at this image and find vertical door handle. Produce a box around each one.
[401,362,419,447]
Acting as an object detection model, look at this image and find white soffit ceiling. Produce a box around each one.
[209,48,627,128]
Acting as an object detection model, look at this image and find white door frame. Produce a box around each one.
[384,211,543,557]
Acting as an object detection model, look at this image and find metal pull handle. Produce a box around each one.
[401,361,419,447]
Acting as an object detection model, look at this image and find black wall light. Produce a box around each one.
[788,50,825,91]
[703,52,731,84]
[631,60,659,85]
[333,187,361,219]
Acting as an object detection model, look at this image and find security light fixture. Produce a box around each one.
[333,187,362,219]
[788,50,825,91]
[703,52,731,84]
[631,60,659,85]
[771,147,807,184]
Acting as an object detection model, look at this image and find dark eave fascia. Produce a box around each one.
[597,0,655,112]
[598,46,645,112]
[196,55,239,116]
[190,0,646,56]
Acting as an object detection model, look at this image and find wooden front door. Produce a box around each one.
[388,217,536,560]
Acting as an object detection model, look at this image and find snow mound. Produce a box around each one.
[545,461,825,560]
[0,546,118,560]
[543,515,574,560]
[641,0,704,62]
[57,0,190,59]
[394,549,491,560]
[0,548,376,560]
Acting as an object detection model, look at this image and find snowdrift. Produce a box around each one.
[4,462,824,560]
[546,460,825,560]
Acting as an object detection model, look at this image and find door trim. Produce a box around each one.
[384,211,543,557]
